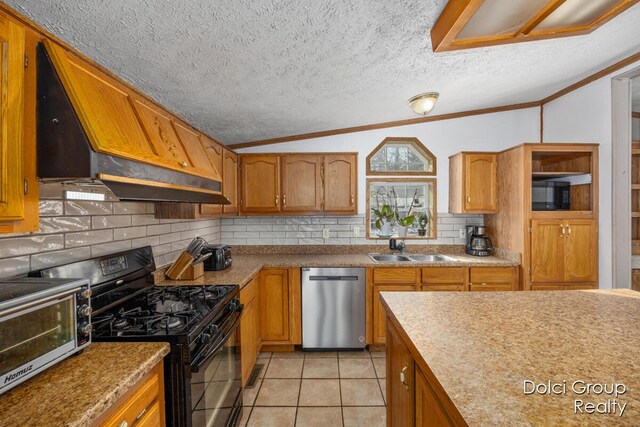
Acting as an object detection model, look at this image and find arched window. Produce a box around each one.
[366,137,436,175]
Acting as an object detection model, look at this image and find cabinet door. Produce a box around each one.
[44,41,157,164]
[260,269,290,342]
[469,267,515,291]
[464,154,497,212]
[240,155,281,213]
[373,285,414,344]
[199,138,224,215]
[172,122,219,180]
[415,366,454,427]
[386,320,414,427]
[564,220,598,282]
[240,278,259,386]
[530,220,564,283]
[281,155,322,212]
[0,15,25,221]
[323,154,357,213]
[223,149,239,214]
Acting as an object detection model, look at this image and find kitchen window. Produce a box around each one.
[366,137,436,175]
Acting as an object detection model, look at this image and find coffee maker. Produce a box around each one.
[465,225,493,257]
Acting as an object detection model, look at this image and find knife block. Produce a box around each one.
[165,251,195,280]
[175,262,204,280]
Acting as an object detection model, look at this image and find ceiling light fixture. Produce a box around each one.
[408,92,439,115]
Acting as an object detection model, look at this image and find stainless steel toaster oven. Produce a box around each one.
[0,277,92,394]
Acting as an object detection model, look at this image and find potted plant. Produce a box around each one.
[395,212,415,238]
[417,213,429,237]
[372,204,395,236]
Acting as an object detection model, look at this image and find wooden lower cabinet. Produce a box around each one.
[387,315,462,426]
[373,284,415,344]
[468,267,517,291]
[386,320,414,426]
[422,267,467,292]
[96,361,165,427]
[240,276,261,386]
[259,268,301,345]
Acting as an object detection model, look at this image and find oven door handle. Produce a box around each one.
[190,306,243,372]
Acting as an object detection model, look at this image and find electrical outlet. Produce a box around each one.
[459,228,466,239]
[353,226,360,237]
[322,228,330,239]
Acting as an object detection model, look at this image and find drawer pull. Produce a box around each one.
[118,421,128,427]
[135,406,148,421]
[400,366,409,390]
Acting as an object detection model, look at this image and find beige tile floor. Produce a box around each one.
[240,350,387,427]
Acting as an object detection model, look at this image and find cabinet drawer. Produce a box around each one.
[100,367,161,427]
[421,267,466,284]
[469,267,513,284]
[373,268,417,284]
[135,401,161,427]
[531,284,564,291]
[240,276,258,304]
[469,283,513,292]
[420,284,465,292]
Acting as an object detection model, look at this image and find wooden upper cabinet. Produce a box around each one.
[323,154,357,214]
[0,14,25,221]
[240,155,281,213]
[531,219,598,284]
[449,152,497,214]
[172,122,219,180]
[131,98,191,169]
[199,137,225,215]
[45,41,157,164]
[223,149,239,214]
[281,155,323,212]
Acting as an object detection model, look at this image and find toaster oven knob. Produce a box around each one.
[81,289,93,299]
[79,322,93,335]
[78,305,92,317]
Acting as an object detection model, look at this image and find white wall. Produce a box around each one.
[543,58,640,289]
[238,108,541,214]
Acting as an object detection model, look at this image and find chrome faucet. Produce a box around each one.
[389,238,406,253]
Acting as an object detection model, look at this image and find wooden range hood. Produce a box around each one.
[36,40,229,205]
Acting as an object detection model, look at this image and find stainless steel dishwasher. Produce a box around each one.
[301,267,366,350]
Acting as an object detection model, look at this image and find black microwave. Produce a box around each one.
[532,181,570,210]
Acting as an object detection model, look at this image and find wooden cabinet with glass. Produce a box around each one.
[449,152,497,214]
[485,143,599,291]
[0,13,39,233]
[238,153,357,215]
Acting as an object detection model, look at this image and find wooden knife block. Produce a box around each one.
[175,262,204,280]
[165,251,195,280]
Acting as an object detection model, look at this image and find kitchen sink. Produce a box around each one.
[368,253,458,263]
[406,254,457,262]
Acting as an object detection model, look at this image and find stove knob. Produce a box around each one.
[201,333,212,344]
[78,305,92,317]
[80,288,92,299]
[208,325,219,335]
[78,322,93,335]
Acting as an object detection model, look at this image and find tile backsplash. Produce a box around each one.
[0,184,221,279]
[220,213,483,246]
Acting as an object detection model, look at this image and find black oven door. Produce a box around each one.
[190,303,243,427]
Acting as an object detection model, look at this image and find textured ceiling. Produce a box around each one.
[7,0,640,144]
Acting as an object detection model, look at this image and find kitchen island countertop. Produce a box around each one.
[0,342,169,427]
[381,289,640,426]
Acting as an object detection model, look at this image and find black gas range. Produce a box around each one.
[29,246,243,427]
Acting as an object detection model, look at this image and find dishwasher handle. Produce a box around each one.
[307,275,360,281]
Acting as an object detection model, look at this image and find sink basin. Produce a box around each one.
[406,254,457,262]
[368,254,458,263]
[369,254,413,262]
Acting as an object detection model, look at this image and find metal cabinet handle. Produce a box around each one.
[118,421,128,427]
[467,195,471,203]
[566,225,572,237]
[400,366,409,390]
[275,196,279,206]
[283,195,287,206]
[350,194,354,206]
[560,225,565,237]
[180,161,188,168]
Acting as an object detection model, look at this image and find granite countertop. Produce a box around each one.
[381,289,640,426]
[0,342,170,427]
[156,253,518,288]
